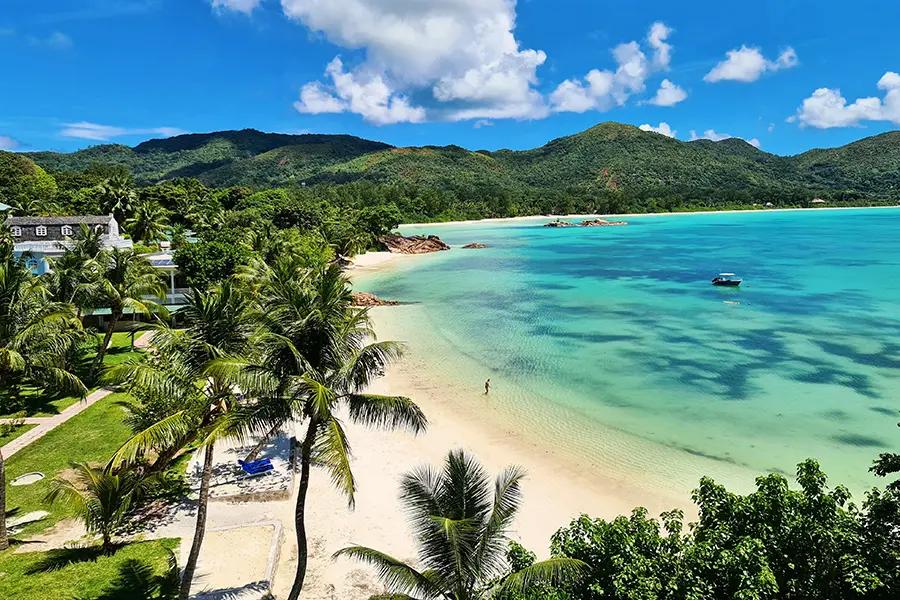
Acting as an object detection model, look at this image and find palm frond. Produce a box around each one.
[497,558,588,597]
[333,546,437,599]
[347,394,427,434]
[108,411,196,468]
[312,415,356,506]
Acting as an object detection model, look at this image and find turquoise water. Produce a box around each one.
[356,209,900,496]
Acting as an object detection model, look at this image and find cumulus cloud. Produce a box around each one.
[690,129,761,148]
[294,57,426,125]
[279,0,549,122]
[0,135,21,150]
[791,71,900,128]
[704,46,798,83]
[61,122,186,141]
[639,122,676,138]
[551,22,684,113]
[211,0,263,13]
[648,79,687,107]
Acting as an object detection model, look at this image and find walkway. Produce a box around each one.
[0,388,114,458]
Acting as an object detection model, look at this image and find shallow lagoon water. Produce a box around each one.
[356,209,900,496]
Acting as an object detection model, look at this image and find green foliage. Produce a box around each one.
[0,151,58,214]
[173,239,252,289]
[548,459,897,600]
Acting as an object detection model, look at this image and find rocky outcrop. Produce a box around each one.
[462,243,488,249]
[351,292,400,307]
[544,220,575,227]
[379,233,451,254]
[579,219,628,227]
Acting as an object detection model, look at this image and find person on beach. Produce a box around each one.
[485,378,491,394]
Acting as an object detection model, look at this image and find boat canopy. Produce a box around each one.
[718,273,736,277]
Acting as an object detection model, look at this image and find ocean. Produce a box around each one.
[355,209,900,497]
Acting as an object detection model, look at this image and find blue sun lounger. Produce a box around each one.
[238,458,274,476]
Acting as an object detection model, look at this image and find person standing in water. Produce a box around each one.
[484,378,491,394]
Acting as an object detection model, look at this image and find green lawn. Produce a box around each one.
[0,539,179,600]
[2,332,146,418]
[4,392,134,538]
[0,423,37,447]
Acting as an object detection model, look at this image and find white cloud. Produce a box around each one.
[690,129,761,148]
[293,57,426,125]
[0,135,21,150]
[211,0,263,13]
[768,122,775,132]
[648,79,687,107]
[473,119,494,129]
[60,122,186,141]
[282,0,549,122]
[639,122,676,138]
[647,22,673,70]
[29,31,73,49]
[551,22,682,114]
[792,71,900,128]
[704,45,798,83]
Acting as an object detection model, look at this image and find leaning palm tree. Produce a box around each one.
[86,248,167,377]
[336,450,587,600]
[44,463,155,554]
[0,246,87,550]
[105,281,260,600]
[224,262,427,600]
[126,201,169,245]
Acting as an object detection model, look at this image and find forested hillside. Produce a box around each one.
[22,123,900,210]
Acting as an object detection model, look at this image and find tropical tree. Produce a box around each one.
[335,450,587,600]
[97,174,137,220]
[70,222,106,260]
[0,246,87,550]
[44,463,155,554]
[225,262,428,600]
[86,248,167,377]
[126,200,170,244]
[105,282,259,600]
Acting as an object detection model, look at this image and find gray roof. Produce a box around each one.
[5,215,113,226]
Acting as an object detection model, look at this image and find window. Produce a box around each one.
[35,225,47,237]
[11,226,21,237]
[26,258,38,271]
[61,225,74,237]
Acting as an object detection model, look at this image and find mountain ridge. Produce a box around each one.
[21,124,900,200]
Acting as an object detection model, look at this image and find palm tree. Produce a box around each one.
[70,223,106,260]
[225,262,427,600]
[105,282,260,600]
[44,463,155,554]
[0,246,87,550]
[336,450,587,600]
[86,248,167,378]
[126,201,169,245]
[97,175,137,220]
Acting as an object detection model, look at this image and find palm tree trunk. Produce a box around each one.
[178,441,215,600]
[245,423,281,462]
[0,448,8,551]
[287,418,318,600]
[91,309,121,378]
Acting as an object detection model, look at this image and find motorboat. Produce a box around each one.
[712,273,742,287]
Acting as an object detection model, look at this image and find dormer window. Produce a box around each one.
[61,225,74,237]
[26,258,38,271]
[36,225,47,237]
[11,226,21,237]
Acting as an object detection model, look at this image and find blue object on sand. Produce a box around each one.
[238,459,274,475]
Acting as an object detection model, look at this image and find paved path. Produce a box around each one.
[0,388,114,458]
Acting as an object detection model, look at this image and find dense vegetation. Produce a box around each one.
[11,123,900,221]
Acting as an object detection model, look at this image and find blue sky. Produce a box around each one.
[2,0,899,155]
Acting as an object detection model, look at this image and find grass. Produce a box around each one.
[0,423,37,447]
[1,332,145,418]
[3,392,134,538]
[0,539,179,600]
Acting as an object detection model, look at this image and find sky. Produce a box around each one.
[1,0,899,155]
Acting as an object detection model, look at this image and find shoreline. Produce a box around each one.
[399,204,900,228]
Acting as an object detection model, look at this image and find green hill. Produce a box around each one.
[22,124,900,201]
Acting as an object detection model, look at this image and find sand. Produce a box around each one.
[282,250,693,600]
